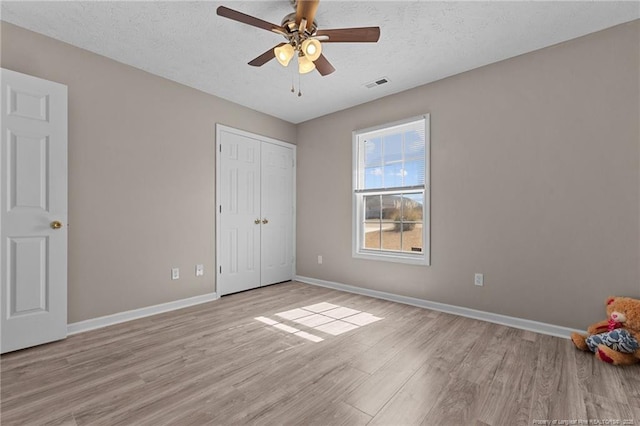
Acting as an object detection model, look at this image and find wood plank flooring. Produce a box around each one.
[1,281,638,425]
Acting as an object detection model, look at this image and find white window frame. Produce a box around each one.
[352,114,430,266]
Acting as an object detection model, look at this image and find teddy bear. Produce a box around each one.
[570,296,640,366]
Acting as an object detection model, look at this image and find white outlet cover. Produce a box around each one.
[474,273,484,286]
[172,268,179,280]
[195,264,204,277]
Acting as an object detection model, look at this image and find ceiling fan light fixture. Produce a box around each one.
[217,3,380,77]
[274,43,295,67]
[301,38,322,61]
[298,54,316,74]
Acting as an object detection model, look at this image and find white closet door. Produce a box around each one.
[260,142,294,286]
[1,68,68,353]
[216,126,295,296]
[217,130,262,295]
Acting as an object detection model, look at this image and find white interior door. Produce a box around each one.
[260,142,294,285]
[217,129,262,295]
[1,68,68,353]
[216,125,295,296]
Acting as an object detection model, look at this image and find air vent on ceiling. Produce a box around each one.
[364,77,390,89]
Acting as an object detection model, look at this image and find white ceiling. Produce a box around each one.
[2,1,638,124]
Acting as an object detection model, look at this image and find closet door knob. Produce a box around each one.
[262,218,269,224]
[254,219,261,224]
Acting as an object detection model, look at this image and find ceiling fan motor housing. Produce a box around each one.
[281,12,318,41]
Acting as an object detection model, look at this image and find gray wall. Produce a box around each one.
[2,20,639,330]
[295,20,640,330]
[0,22,297,323]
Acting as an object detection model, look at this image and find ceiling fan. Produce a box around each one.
[216,0,380,76]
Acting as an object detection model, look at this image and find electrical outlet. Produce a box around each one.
[317,255,323,265]
[474,273,484,286]
[195,264,204,277]
[171,268,180,280]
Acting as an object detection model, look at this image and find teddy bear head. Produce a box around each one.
[605,296,640,332]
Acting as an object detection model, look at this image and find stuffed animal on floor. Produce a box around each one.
[571,296,640,366]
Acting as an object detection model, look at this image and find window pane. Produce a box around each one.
[380,194,400,220]
[383,133,402,163]
[403,160,424,186]
[364,167,383,189]
[400,193,423,253]
[364,137,382,167]
[403,193,423,210]
[364,227,381,250]
[402,226,423,252]
[384,163,403,188]
[381,226,400,251]
[380,194,402,251]
[405,129,425,160]
[363,195,381,250]
[364,195,381,220]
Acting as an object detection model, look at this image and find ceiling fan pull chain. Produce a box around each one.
[298,73,302,97]
[291,66,295,94]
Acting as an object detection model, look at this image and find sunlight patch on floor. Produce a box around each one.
[302,302,339,313]
[255,316,278,325]
[322,307,361,319]
[292,313,334,327]
[255,302,383,343]
[275,308,313,320]
[315,320,359,336]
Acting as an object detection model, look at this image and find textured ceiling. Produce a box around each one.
[1,1,638,124]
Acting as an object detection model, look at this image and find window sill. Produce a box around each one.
[353,250,430,266]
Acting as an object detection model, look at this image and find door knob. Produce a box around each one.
[254,219,261,224]
[50,220,63,230]
[262,218,269,224]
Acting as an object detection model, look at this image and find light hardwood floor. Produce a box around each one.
[1,281,639,425]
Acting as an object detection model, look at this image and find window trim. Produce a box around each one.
[352,114,430,266]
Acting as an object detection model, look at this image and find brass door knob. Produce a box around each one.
[254,219,261,224]
[262,218,269,224]
[50,220,63,230]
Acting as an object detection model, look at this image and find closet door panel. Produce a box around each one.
[260,142,294,286]
[218,131,261,295]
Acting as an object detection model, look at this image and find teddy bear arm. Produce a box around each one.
[586,320,611,335]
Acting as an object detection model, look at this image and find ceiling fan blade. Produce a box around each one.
[248,43,285,67]
[217,6,285,34]
[295,0,320,27]
[315,27,380,43]
[314,54,336,76]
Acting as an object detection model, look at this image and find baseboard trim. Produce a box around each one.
[295,275,583,339]
[67,292,219,335]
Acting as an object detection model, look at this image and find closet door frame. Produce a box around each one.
[215,124,296,296]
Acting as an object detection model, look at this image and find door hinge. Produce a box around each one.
[219,205,222,213]
[219,266,222,274]
[219,144,222,153]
